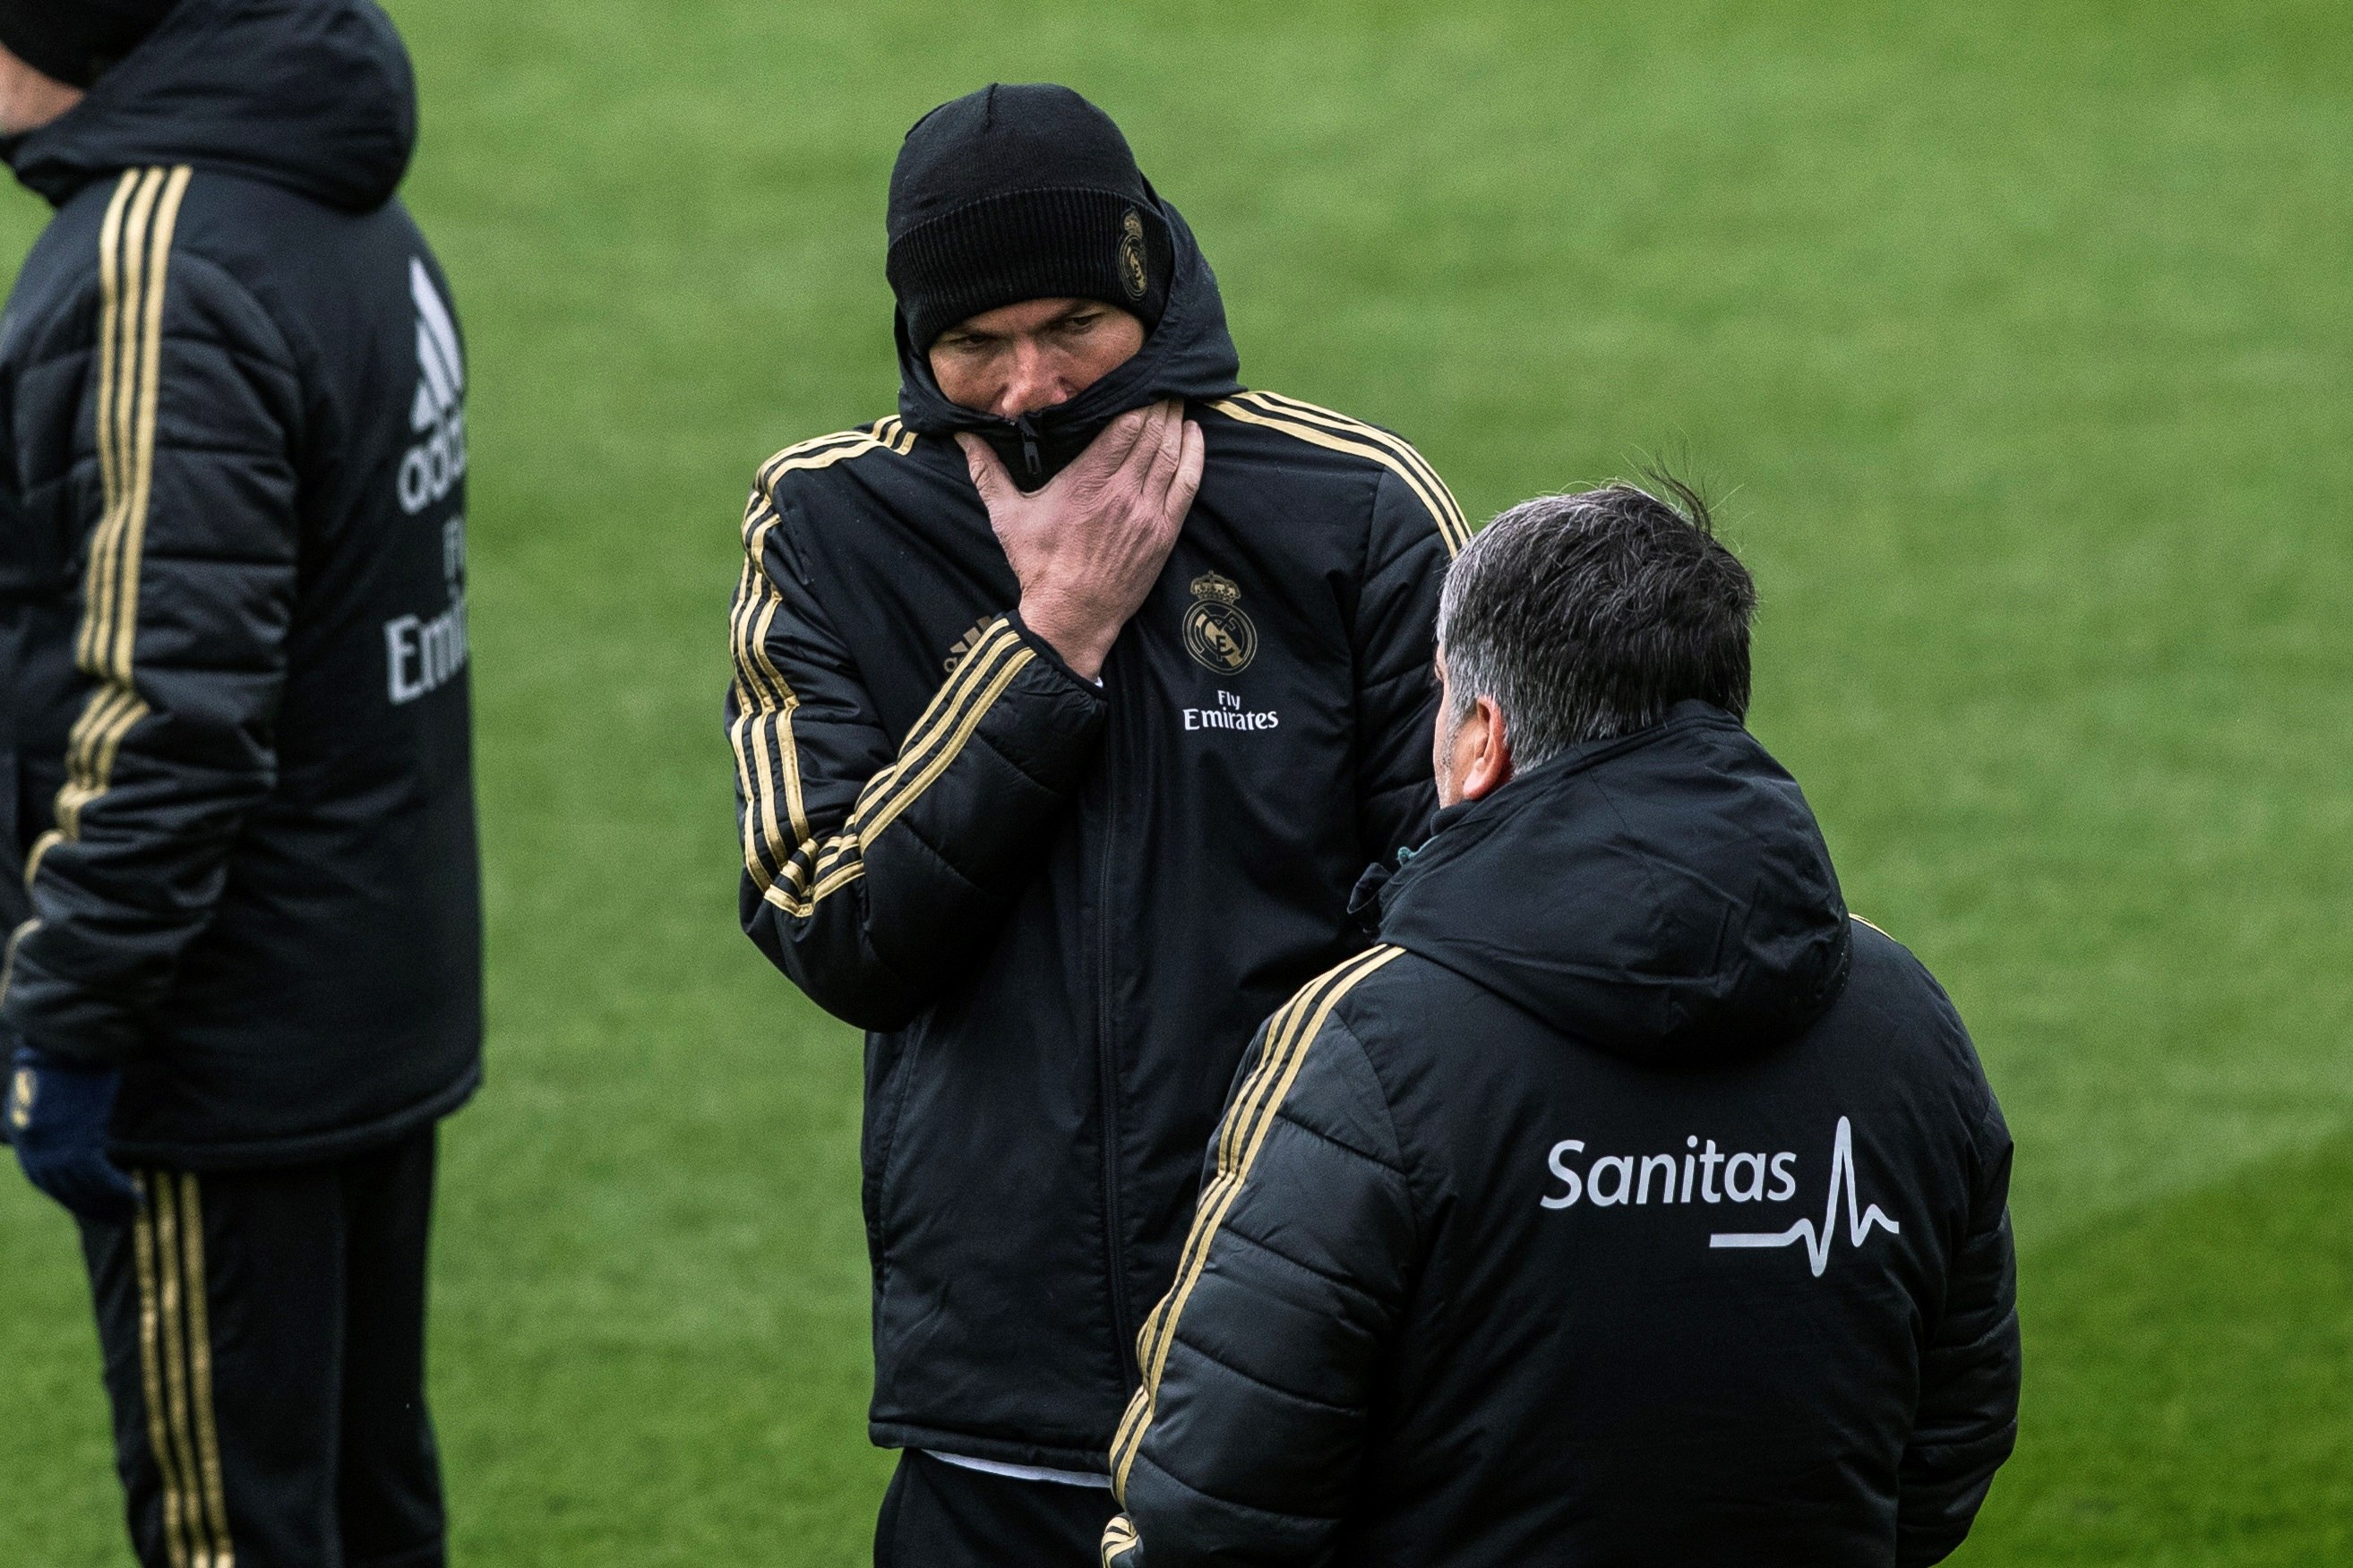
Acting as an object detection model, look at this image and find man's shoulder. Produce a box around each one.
[1200,389,1468,555]
[3,171,277,380]
[1198,389,1430,470]
[1249,946,1423,1173]
[143,168,430,368]
[1292,943,1482,1076]
[1841,916,1969,1038]
[1808,915,2001,1134]
[751,416,925,510]
[1254,945,1430,1073]
[1271,945,1528,1179]
[164,167,415,287]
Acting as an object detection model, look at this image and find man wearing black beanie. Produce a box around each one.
[727,82,1468,1565]
[0,4,480,1567]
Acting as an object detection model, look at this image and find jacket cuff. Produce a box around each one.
[2,1025,118,1070]
[1006,609,1109,698]
[1,965,136,1068]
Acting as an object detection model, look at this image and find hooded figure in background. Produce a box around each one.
[1103,479,2020,1568]
[0,4,480,1564]
[726,82,1463,1565]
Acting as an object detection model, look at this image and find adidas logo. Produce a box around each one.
[943,615,994,674]
[397,258,467,516]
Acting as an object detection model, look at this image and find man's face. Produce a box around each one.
[0,43,82,137]
[927,297,1146,420]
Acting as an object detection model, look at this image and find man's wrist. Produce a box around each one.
[1017,596,1115,681]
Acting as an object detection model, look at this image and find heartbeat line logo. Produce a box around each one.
[1709,1117,1900,1277]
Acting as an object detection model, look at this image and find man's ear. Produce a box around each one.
[1461,698,1513,801]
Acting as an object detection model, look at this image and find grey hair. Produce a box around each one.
[1434,471,1755,771]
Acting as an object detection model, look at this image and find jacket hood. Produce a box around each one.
[4,0,416,212]
[1369,704,1851,1066]
[894,188,1243,488]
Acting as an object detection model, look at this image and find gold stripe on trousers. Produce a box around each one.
[133,1171,235,1568]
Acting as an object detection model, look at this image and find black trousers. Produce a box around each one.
[76,1127,447,1568]
[876,1450,1118,1568]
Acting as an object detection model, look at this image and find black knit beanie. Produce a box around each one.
[0,0,178,89]
[887,83,1174,351]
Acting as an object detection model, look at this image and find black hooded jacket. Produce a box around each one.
[1105,706,2020,1567]
[0,0,480,1166]
[727,200,1463,1469]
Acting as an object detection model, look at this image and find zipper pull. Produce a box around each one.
[1016,415,1043,482]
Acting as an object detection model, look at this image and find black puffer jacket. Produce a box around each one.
[0,0,480,1167]
[727,199,1463,1469]
[1107,705,2019,1567]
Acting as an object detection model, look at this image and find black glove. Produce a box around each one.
[7,1044,140,1223]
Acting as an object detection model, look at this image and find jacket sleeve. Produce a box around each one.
[1,221,305,1066]
[1898,1091,2022,1566]
[1105,955,1420,1568]
[728,479,1107,1030]
[1351,464,1456,864]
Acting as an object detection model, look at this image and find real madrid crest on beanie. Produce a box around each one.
[886,83,1174,350]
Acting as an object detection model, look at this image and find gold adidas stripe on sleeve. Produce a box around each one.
[728,416,919,889]
[1100,1514,1140,1566]
[1110,945,1408,1496]
[77,167,147,675]
[726,417,1032,921]
[133,1171,235,1568]
[727,512,804,882]
[1208,390,1470,557]
[23,165,193,894]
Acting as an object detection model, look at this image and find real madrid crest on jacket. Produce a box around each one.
[726,192,1463,1470]
[1182,571,1256,674]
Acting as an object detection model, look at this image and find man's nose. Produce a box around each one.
[996,341,1061,418]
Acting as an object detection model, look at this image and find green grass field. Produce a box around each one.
[4,0,2350,1561]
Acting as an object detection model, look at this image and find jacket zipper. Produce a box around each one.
[1096,646,1137,1384]
[1015,413,1044,484]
